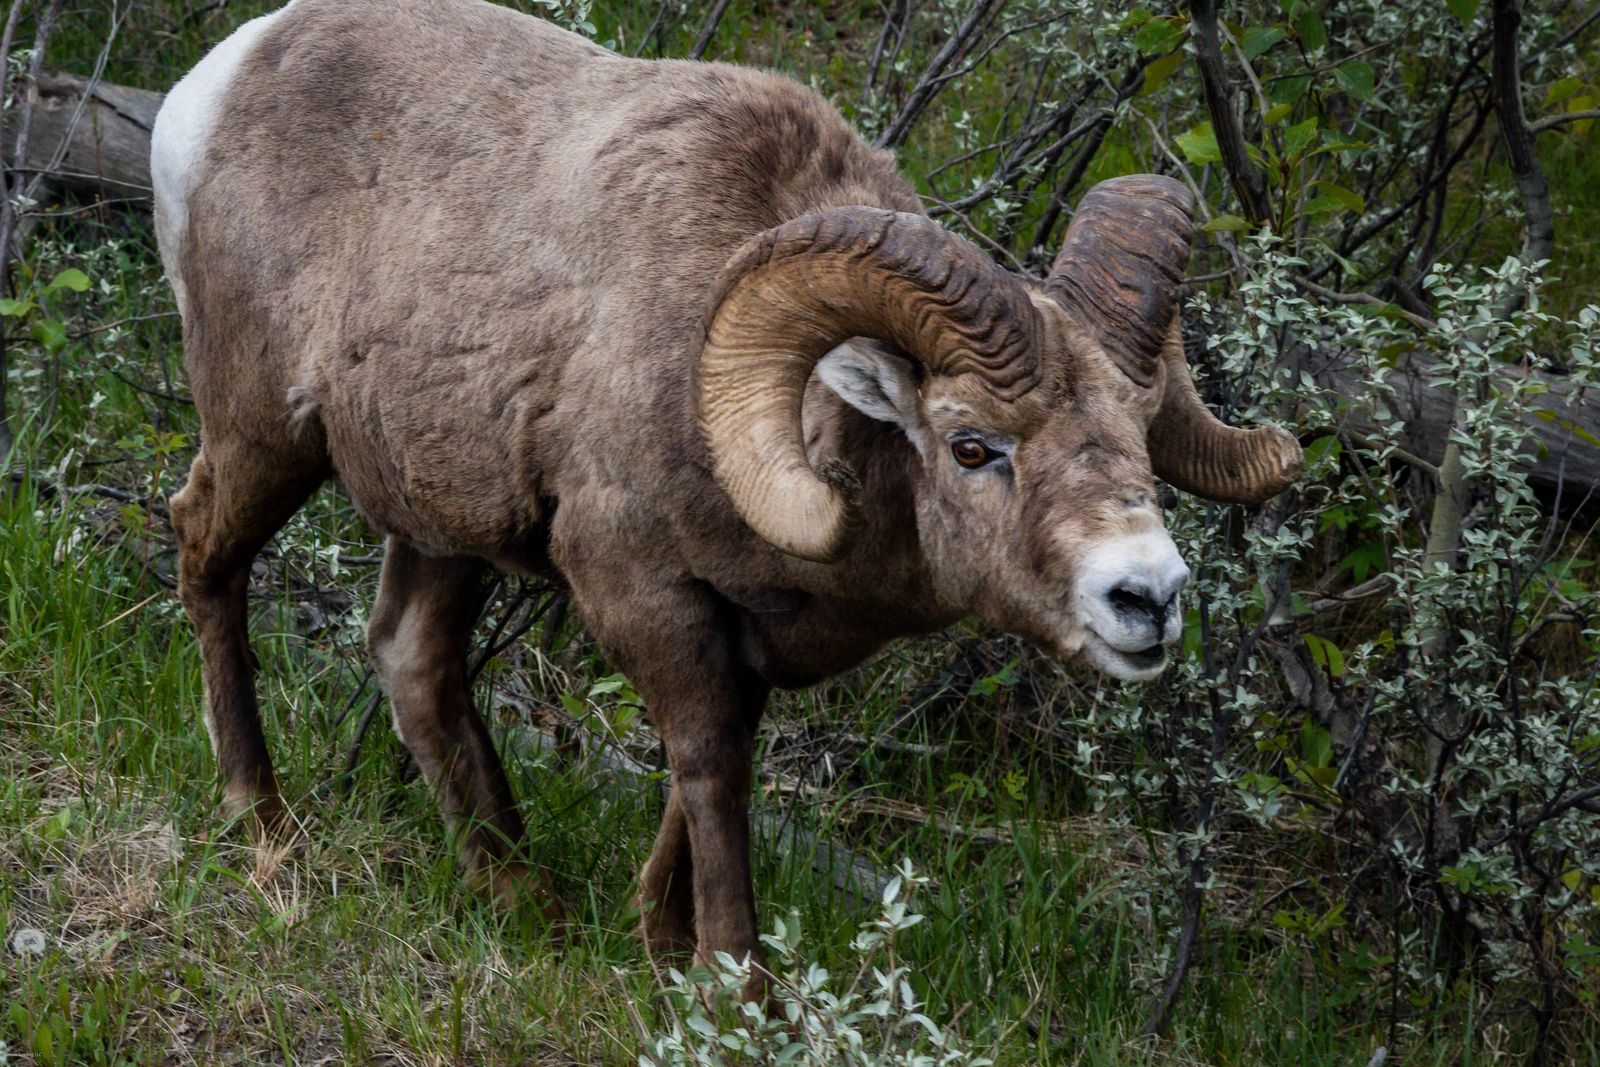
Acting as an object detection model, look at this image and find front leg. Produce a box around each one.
[668,701,762,973]
[632,659,770,999]
[552,525,770,994]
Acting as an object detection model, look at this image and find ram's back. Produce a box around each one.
[154,0,918,563]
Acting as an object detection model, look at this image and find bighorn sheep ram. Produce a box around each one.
[153,0,1301,989]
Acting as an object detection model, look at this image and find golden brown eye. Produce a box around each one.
[951,440,991,468]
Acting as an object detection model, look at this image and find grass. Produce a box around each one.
[0,463,1440,1065]
[3,1,1598,1064]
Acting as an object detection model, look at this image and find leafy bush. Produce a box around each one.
[1063,237,1600,1050]
[636,862,993,1067]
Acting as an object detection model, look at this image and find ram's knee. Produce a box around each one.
[169,454,213,550]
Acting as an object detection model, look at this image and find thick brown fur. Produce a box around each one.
[160,0,1294,998]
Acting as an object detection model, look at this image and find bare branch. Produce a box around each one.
[1189,0,1270,224]
[632,0,672,58]
[874,0,1006,151]
[1489,0,1554,316]
[0,0,67,461]
[687,0,731,61]
[1529,107,1600,132]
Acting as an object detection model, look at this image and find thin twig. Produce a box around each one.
[686,0,730,61]
[339,691,386,791]
[632,0,672,57]
[27,0,124,206]
[874,0,1005,150]
[1291,275,1441,333]
[70,310,181,339]
[1529,107,1600,132]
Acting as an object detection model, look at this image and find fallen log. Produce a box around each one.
[13,73,159,202]
[16,73,1600,498]
[1329,353,1600,503]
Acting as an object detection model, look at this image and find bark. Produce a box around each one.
[1325,353,1598,506]
[1189,0,1270,224]
[1489,0,1554,319]
[9,72,161,203]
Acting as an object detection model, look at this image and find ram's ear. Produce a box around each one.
[816,341,924,432]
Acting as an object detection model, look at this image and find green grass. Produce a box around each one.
[8,434,1573,1063]
[0,464,1427,1065]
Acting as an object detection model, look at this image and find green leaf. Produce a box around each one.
[1335,60,1374,102]
[1303,196,1348,215]
[1376,341,1411,364]
[1140,51,1184,96]
[1339,542,1386,583]
[1315,181,1365,212]
[1533,408,1600,448]
[1303,633,1346,677]
[1176,121,1222,165]
[31,318,67,350]
[1301,433,1342,468]
[1264,102,1295,124]
[1313,136,1370,156]
[1240,25,1285,60]
[1284,115,1319,155]
[1301,719,1334,766]
[1201,213,1251,232]
[1544,75,1583,107]
[1135,15,1187,55]
[1567,93,1598,135]
[0,297,34,317]
[1117,8,1153,32]
[1269,74,1312,105]
[1295,8,1326,51]
[1446,0,1480,25]
[44,267,90,293]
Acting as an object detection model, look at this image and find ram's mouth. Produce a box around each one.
[1081,632,1169,681]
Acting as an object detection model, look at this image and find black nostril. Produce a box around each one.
[1109,587,1151,612]
[1109,586,1169,632]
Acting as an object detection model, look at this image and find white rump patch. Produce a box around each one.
[150,1,296,264]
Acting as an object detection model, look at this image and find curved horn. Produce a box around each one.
[1045,174,1195,388]
[1149,318,1303,504]
[698,207,1041,563]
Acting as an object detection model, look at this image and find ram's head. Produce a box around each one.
[698,175,1301,680]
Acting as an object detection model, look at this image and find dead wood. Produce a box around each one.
[1324,353,1600,505]
[10,72,160,202]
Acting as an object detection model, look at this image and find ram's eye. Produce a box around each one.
[951,440,993,469]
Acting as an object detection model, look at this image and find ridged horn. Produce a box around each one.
[1149,318,1303,504]
[698,207,1042,563]
[1044,174,1196,389]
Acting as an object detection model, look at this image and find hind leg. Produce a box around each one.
[367,538,563,920]
[639,791,696,957]
[170,442,325,840]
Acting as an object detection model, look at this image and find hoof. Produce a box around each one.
[638,894,697,962]
[220,785,298,847]
[471,859,567,936]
